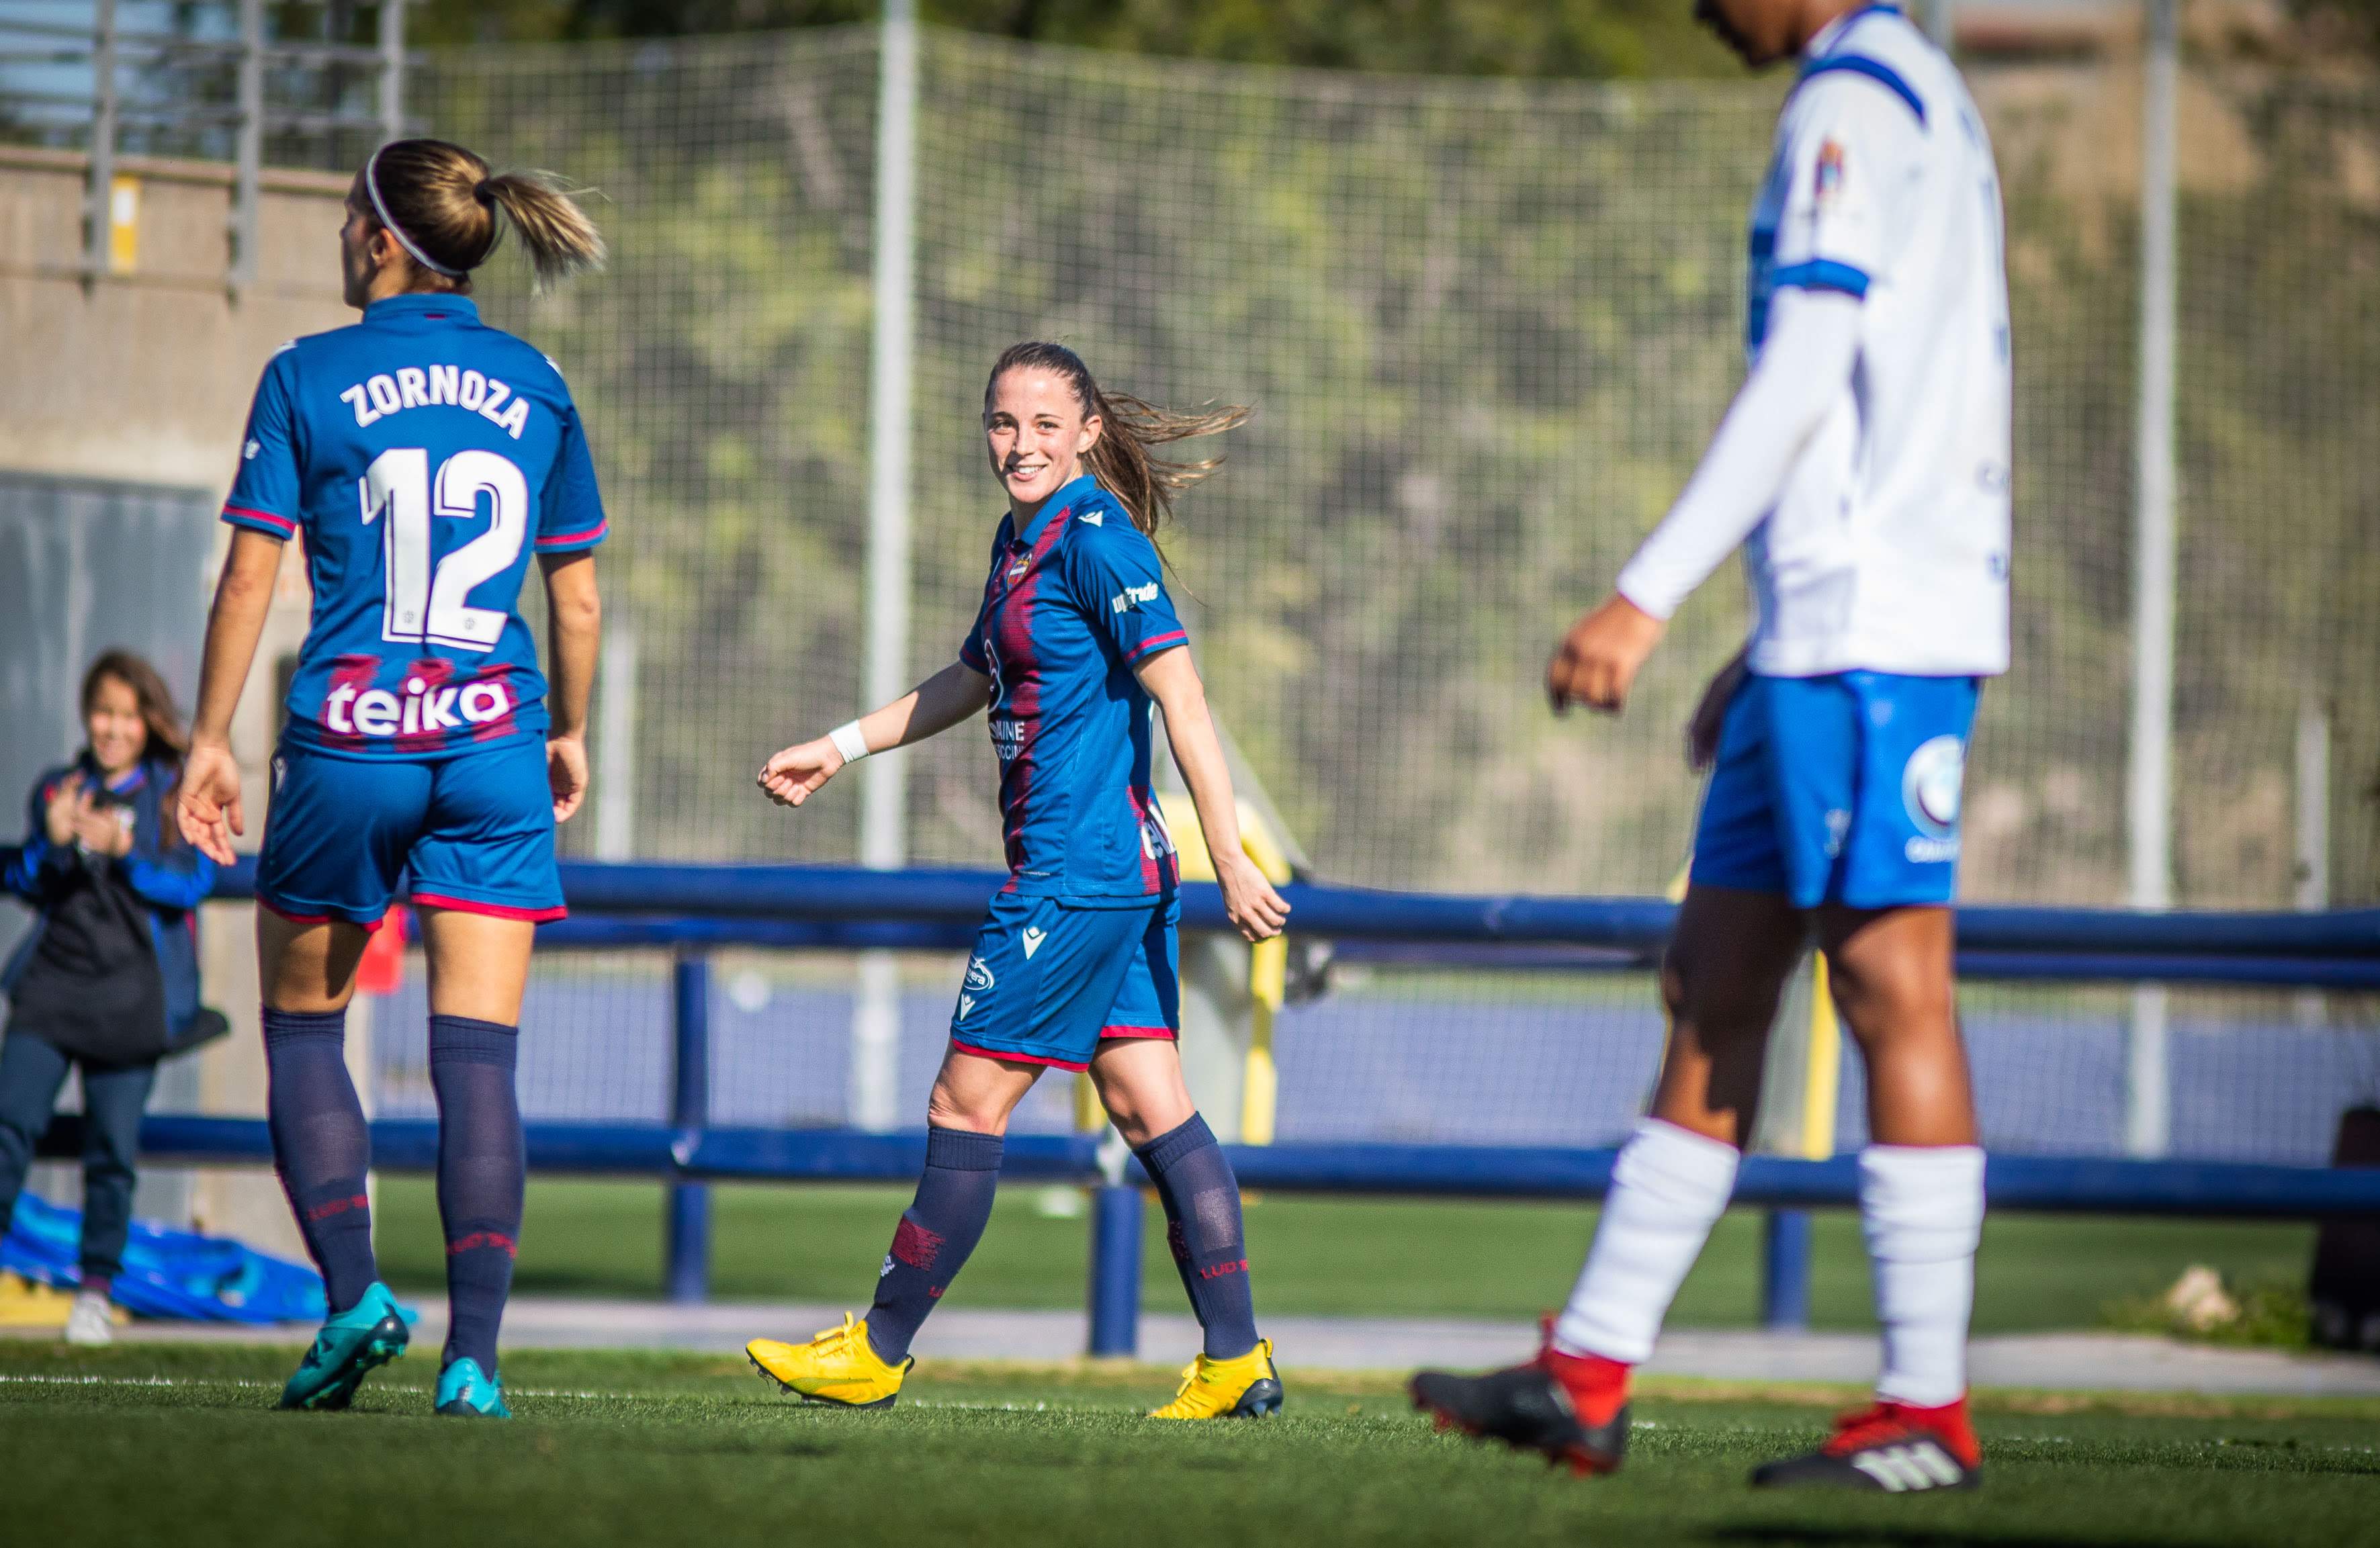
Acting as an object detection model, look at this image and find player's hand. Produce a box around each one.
[1685,650,1749,772]
[547,735,590,823]
[1215,851,1290,943]
[1546,594,1666,715]
[758,738,842,809]
[177,741,244,866]
[43,774,84,846]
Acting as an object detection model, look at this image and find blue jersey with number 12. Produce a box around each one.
[222,293,607,762]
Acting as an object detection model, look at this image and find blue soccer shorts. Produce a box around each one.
[255,736,565,929]
[1690,670,1980,910]
[947,893,1181,1073]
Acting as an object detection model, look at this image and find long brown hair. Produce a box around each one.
[83,651,187,846]
[355,138,605,293]
[982,342,1250,539]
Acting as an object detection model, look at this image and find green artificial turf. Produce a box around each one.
[371,1177,2316,1334]
[1,1343,2373,1547]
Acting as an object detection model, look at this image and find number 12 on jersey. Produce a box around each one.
[361,447,529,653]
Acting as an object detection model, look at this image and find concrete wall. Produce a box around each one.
[0,146,364,1261]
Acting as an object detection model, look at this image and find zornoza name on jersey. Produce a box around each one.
[338,363,537,439]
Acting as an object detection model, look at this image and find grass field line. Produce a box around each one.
[9,1369,2379,1457]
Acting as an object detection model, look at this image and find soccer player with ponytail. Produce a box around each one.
[745,343,1292,1420]
[178,139,607,1418]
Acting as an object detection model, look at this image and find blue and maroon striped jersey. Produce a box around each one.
[221,293,607,762]
[959,475,1186,903]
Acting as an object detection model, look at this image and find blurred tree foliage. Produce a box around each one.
[428,32,2380,903]
[410,0,1738,78]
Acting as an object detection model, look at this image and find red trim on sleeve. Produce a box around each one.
[410,892,569,923]
[1127,630,1188,662]
[949,1038,1090,1075]
[222,504,298,537]
[534,518,609,551]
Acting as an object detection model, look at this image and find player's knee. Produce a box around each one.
[1827,950,1953,1043]
[924,1085,1010,1137]
[1661,950,1785,1043]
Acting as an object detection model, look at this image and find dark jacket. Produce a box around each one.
[1,756,216,1060]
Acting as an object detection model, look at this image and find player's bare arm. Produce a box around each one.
[756,659,991,809]
[1135,645,1290,942]
[178,527,283,864]
[541,549,602,823]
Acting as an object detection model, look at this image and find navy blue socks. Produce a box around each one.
[429,1014,524,1374]
[865,1126,1004,1365]
[1139,1114,1260,1359]
[261,1007,378,1314]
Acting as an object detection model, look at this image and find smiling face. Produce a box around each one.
[85,674,147,778]
[984,367,1102,515]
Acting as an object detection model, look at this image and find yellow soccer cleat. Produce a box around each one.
[1148,1338,1284,1420]
[746,1313,911,1410]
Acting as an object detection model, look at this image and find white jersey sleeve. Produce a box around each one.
[1759,70,1920,308]
[1619,7,2013,680]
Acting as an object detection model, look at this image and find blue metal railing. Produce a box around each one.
[49,858,2375,1353]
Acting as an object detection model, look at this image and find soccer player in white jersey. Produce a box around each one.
[1413,0,2009,1493]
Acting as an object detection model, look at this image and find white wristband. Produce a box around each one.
[828,721,871,766]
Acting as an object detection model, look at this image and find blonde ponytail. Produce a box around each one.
[478,169,607,291]
[354,138,604,295]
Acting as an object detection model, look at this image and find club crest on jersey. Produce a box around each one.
[1814,139,1847,204]
[1902,734,1966,862]
[963,956,996,993]
[339,366,531,440]
[322,672,513,739]
[1021,926,1047,959]
[1006,557,1030,580]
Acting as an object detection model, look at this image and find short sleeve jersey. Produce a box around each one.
[222,294,607,760]
[1740,4,2013,678]
[958,475,1187,902]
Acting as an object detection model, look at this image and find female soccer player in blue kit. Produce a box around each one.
[1414,0,2010,1494]
[744,343,1292,1420]
[177,138,607,1418]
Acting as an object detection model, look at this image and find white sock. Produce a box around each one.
[1861,1144,1986,1408]
[1552,1119,1740,1364]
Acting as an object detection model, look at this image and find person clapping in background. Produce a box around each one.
[0,651,218,1346]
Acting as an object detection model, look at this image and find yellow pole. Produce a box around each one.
[1802,953,1843,1158]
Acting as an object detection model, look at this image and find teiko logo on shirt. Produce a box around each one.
[1021,925,1047,959]
[324,673,512,738]
[1902,734,1966,862]
[1110,582,1159,614]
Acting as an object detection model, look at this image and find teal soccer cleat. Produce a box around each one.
[435,1357,512,1419]
[279,1281,409,1411]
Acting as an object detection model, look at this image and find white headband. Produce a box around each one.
[364,144,468,279]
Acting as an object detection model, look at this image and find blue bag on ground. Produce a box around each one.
[1,1193,326,1323]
